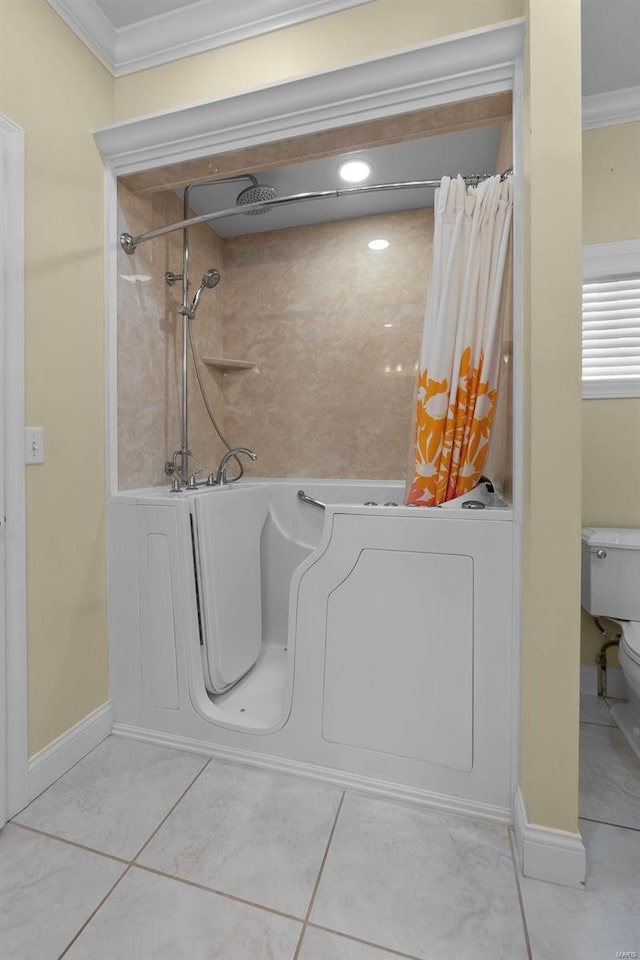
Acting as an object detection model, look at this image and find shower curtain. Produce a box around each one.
[405,174,513,506]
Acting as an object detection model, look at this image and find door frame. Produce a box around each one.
[0,113,28,822]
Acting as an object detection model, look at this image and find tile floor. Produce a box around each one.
[1,696,638,960]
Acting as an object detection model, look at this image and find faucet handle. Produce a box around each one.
[188,469,204,489]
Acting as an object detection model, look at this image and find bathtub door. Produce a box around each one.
[195,488,270,693]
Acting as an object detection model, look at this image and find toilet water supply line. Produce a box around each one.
[593,617,622,698]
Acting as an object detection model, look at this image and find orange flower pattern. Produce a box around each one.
[406,347,497,505]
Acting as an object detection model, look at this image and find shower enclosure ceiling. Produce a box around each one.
[184,125,504,237]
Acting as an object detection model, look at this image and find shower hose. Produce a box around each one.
[188,320,244,482]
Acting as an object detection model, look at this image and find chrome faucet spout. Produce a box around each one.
[215,447,257,485]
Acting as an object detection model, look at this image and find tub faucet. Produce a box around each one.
[213,447,257,485]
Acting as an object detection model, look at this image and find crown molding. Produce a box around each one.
[582,85,640,130]
[47,0,116,72]
[93,20,524,174]
[47,0,373,77]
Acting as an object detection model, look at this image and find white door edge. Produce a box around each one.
[0,113,28,823]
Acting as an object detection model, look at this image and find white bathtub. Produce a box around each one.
[108,478,515,822]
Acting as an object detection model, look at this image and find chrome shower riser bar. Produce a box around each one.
[120,171,513,254]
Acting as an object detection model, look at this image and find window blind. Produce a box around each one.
[582,275,640,397]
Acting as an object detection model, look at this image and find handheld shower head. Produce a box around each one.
[201,268,221,289]
[179,268,221,319]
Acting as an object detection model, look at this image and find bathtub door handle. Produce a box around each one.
[297,490,326,511]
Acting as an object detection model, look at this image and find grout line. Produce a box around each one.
[292,790,345,960]
[306,922,425,960]
[13,757,211,869]
[579,816,640,833]
[57,864,132,960]
[131,757,211,863]
[579,719,615,727]
[508,828,533,960]
[132,862,305,923]
[10,821,130,866]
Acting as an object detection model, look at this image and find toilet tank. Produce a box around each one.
[581,527,640,620]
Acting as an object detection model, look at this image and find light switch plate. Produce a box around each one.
[25,427,44,464]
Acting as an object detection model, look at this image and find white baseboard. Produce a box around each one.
[112,722,511,824]
[27,702,113,804]
[513,786,586,887]
[580,664,628,700]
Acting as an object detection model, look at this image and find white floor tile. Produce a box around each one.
[521,820,640,960]
[580,694,614,726]
[310,793,527,960]
[299,926,404,959]
[0,824,125,960]
[14,736,208,859]
[580,722,640,829]
[138,760,342,917]
[65,866,301,960]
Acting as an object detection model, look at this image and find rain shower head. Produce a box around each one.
[236,176,278,215]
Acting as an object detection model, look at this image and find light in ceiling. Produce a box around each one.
[368,238,390,250]
[338,159,372,183]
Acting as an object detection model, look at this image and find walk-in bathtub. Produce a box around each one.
[108,479,515,821]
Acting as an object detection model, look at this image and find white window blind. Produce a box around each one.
[582,274,640,396]
[582,241,640,399]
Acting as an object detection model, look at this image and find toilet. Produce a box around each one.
[582,527,640,760]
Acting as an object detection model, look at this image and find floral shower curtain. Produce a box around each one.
[405,174,513,506]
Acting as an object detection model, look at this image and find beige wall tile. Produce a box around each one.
[221,210,432,479]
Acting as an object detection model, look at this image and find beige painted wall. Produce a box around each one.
[583,123,640,245]
[0,0,113,754]
[581,122,640,667]
[113,0,524,121]
[520,0,582,832]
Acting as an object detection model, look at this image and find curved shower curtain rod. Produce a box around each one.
[120,168,513,254]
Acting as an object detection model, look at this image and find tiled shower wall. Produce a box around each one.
[117,193,512,493]
[117,184,228,489]
[222,210,432,479]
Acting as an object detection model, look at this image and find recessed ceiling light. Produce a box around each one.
[339,159,372,183]
[384,323,393,328]
[368,239,389,250]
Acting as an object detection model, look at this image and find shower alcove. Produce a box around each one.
[103,32,522,822]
